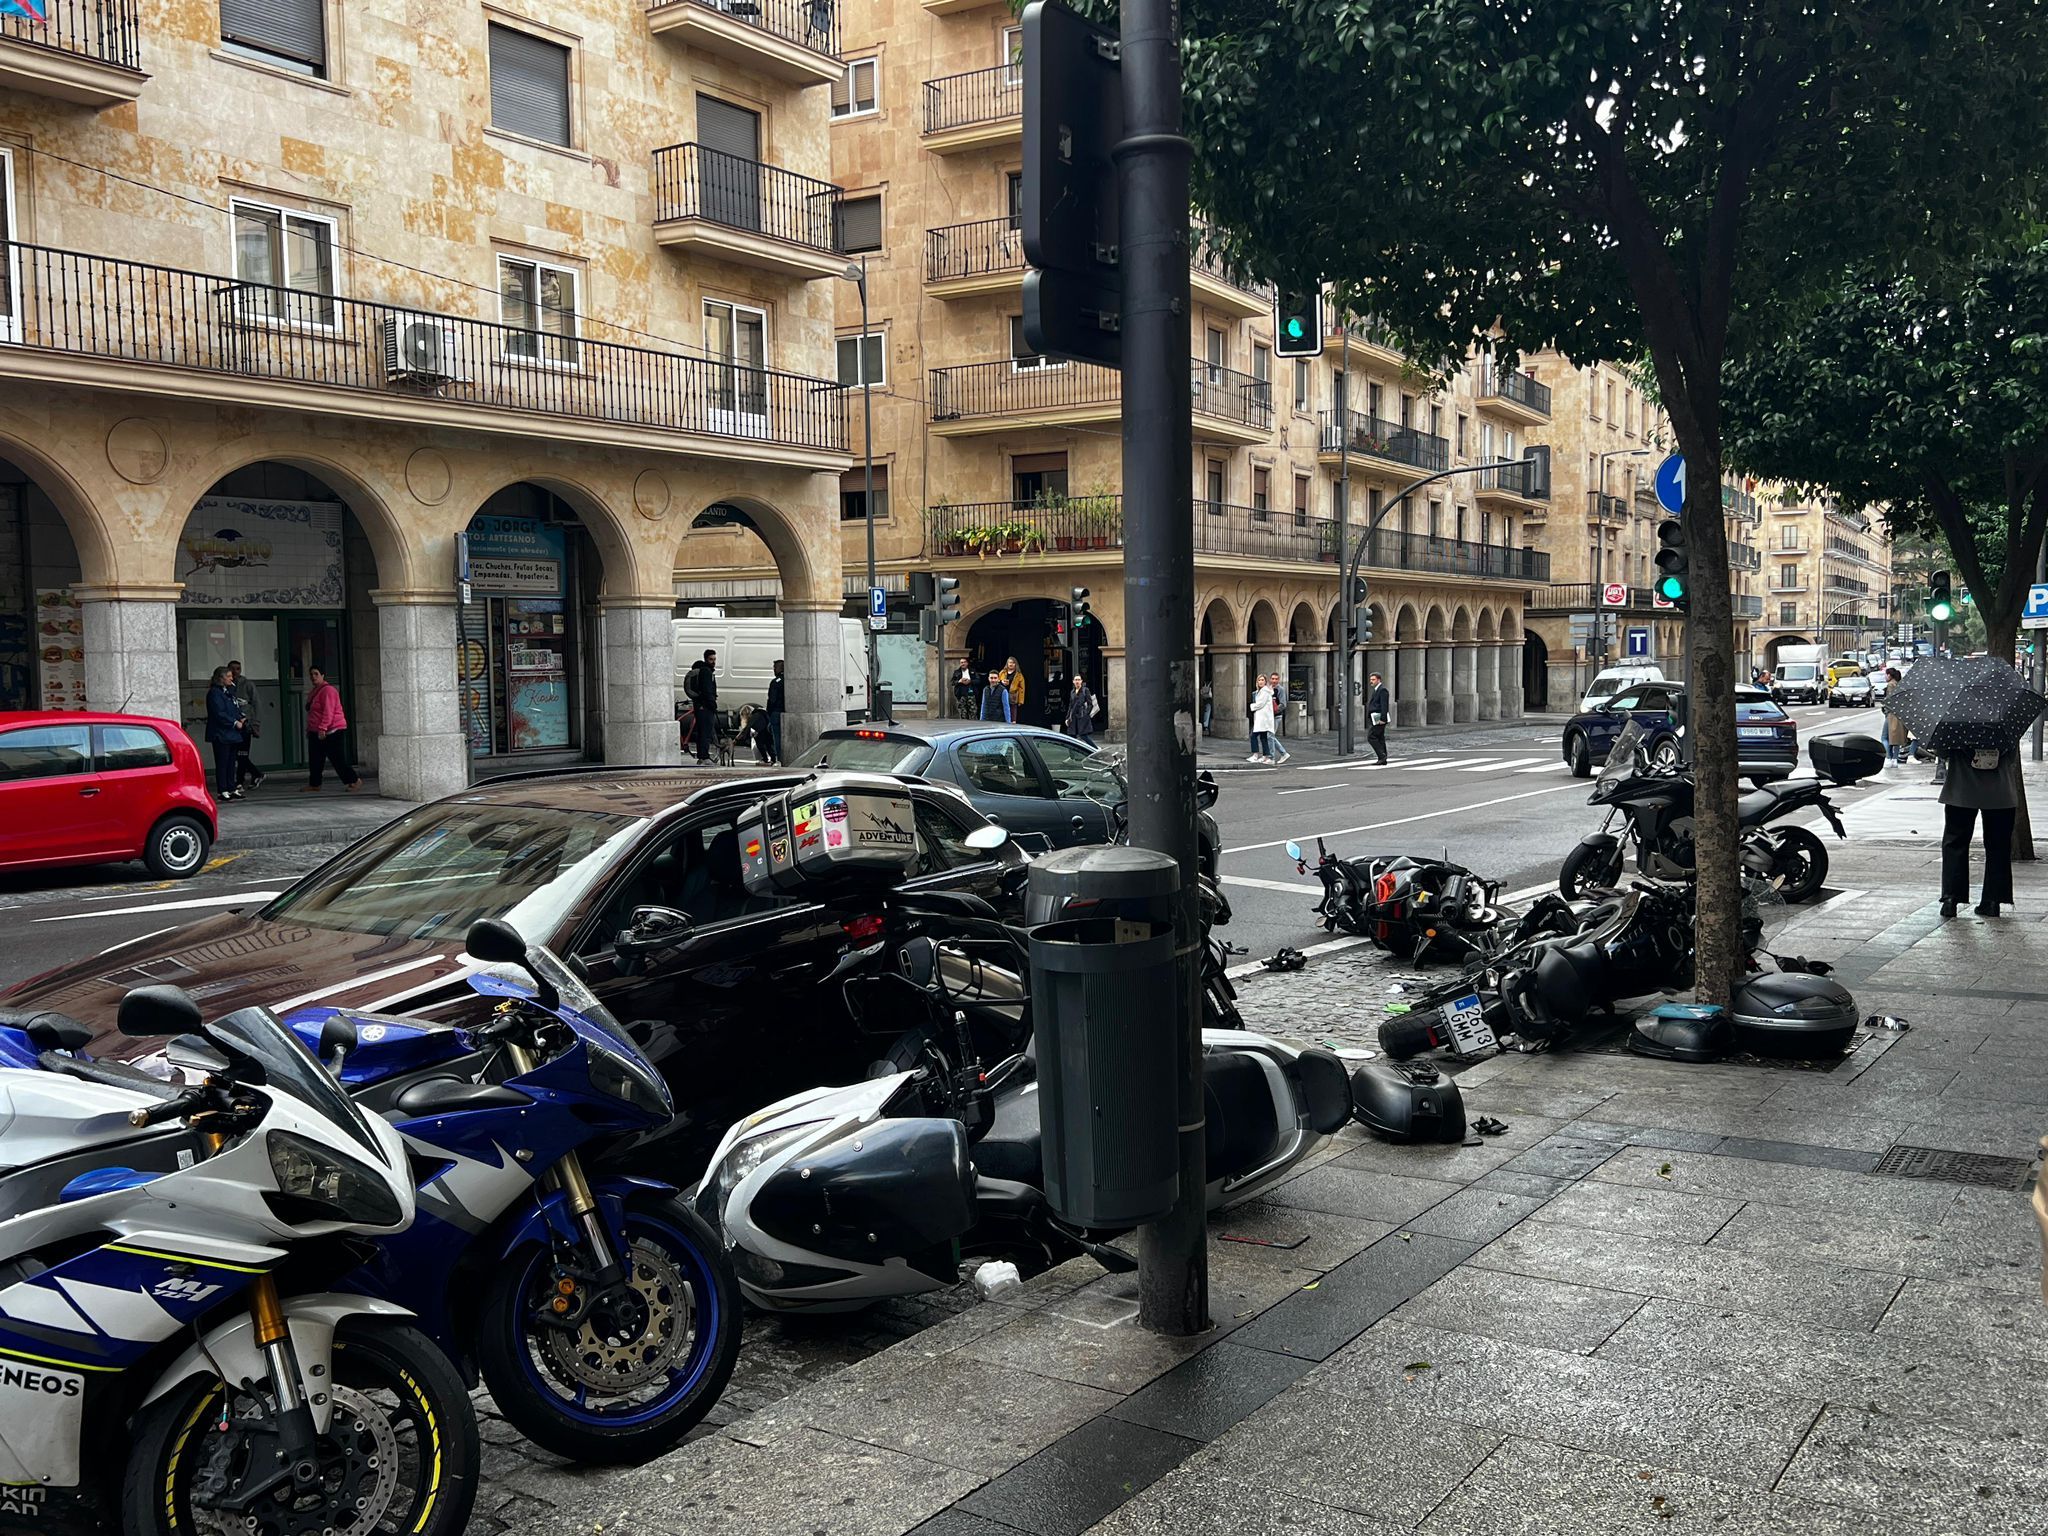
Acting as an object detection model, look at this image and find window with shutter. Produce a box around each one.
[840,466,890,522]
[835,333,884,387]
[220,0,326,75]
[834,195,882,255]
[831,59,877,119]
[489,24,573,148]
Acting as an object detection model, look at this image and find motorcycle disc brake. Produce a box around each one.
[542,1237,695,1394]
[191,1383,400,1536]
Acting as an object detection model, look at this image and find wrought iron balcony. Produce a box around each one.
[1734,594,1765,618]
[1317,409,1449,473]
[1473,460,1549,500]
[1729,541,1761,571]
[1191,358,1274,435]
[0,241,848,457]
[928,358,1120,424]
[644,0,841,84]
[652,144,842,273]
[1,0,145,105]
[1189,220,1274,315]
[923,63,1021,140]
[924,217,1025,287]
[1527,582,1661,614]
[1480,363,1552,418]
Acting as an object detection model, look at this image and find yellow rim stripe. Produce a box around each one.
[0,1343,118,1373]
[106,1244,269,1274]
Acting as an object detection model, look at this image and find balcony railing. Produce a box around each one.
[646,0,839,59]
[1189,221,1275,303]
[923,496,1549,582]
[923,63,1021,135]
[652,143,840,253]
[1481,363,1552,416]
[1191,358,1273,431]
[924,216,1025,284]
[1317,409,1450,473]
[1734,594,1765,618]
[0,241,847,453]
[929,357,1119,420]
[1586,491,1629,524]
[1729,542,1761,571]
[1,0,141,71]
[1474,459,1548,500]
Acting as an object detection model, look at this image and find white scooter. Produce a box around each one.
[0,988,479,1535]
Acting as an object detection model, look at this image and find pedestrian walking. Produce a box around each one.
[1884,670,1909,764]
[302,666,362,792]
[764,660,786,766]
[953,662,977,719]
[226,660,265,789]
[1003,657,1026,723]
[979,670,1014,722]
[1938,745,2020,918]
[204,666,246,801]
[1264,674,1292,764]
[1199,679,1214,736]
[1066,678,1098,748]
[685,649,719,763]
[1366,671,1391,765]
[1248,676,1276,763]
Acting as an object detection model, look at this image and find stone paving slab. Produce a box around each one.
[1228,1231,1479,1362]
[1389,1265,1648,1356]
[1209,1198,1396,1271]
[1524,1177,1743,1244]
[1086,1462,1399,1536]
[1875,1277,2048,1363]
[956,1417,1196,1536]
[1709,1196,2042,1296]
[1260,1163,1468,1225]
[1777,1405,2048,1535]
[1585,1144,1962,1221]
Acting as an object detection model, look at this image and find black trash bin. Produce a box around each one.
[1027,849,1181,1229]
[1024,844,1181,927]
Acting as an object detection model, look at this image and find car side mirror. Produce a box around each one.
[118,984,203,1041]
[465,918,528,966]
[165,1033,231,1078]
[614,906,694,975]
[998,863,1031,897]
[964,824,1009,851]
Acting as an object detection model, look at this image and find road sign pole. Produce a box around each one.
[1335,366,1352,755]
[2035,556,2047,763]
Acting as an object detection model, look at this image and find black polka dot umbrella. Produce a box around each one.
[1882,654,2048,755]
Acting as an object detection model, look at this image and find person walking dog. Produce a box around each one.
[1366,672,1392,765]
[204,666,246,801]
[302,667,362,792]
[1939,744,2020,918]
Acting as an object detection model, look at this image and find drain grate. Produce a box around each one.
[1872,1145,2039,1191]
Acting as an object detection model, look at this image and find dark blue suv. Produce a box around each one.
[1563,683,1798,784]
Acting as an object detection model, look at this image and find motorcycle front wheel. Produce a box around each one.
[478,1194,741,1465]
[1558,840,1626,902]
[123,1318,478,1536]
[1770,826,1830,903]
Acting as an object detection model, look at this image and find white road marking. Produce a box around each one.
[1515,760,1569,774]
[1462,757,1547,772]
[32,890,284,923]
[1351,756,1456,773]
[1275,784,1337,796]
[1220,874,1326,896]
[1225,781,1586,857]
[1227,933,1373,979]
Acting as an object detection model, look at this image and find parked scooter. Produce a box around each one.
[1286,839,1507,964]
[1558,722,1871,902]
[700,936,1355,1311]
[0,988,479,1535]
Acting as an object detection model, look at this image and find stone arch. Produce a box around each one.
[0,419,123,588]
[679,489,835,609]
[1199,593,1243,648]
[1452,605,1475,642]
[1245,597,1283,649]
[1395,603,1421,642]
[469,467,641,597]
[1288,600,1321,645]
[1478,609,1498,643]
[1496,605,1518,642]
[1425,604,1450,642]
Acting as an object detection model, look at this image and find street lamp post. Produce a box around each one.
[1594,447,1652,679]
[842,258,881,720]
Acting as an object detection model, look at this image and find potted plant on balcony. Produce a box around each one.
[1076,486,1120,548]
[1316,521,1340,563]
[1040,492,1081,551]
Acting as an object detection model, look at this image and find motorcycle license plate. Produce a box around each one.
[1442,993,1497,1055]
[1738,727,1776,739]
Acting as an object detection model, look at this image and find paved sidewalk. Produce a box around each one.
[212,774,417,850]
[495,793,2048,1536]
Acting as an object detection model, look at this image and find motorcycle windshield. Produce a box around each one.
[207,1005,387,1162]
[468,946,671,1115]
[1596,721,1649,795]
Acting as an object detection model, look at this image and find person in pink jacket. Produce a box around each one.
[303,666,362,792]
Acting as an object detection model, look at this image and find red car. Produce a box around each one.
[0,711,218,879]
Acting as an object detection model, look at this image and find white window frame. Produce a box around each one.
[0,148,18,346]
[228,196,340,332]
[832,57,879,120]
[836,330,885,388]
[706,297,771,435]
[1001,24,1023,84]
[497,253,581,369]
[1009,313,1064,373]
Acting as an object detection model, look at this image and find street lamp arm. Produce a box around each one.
[1339,459,1538,630]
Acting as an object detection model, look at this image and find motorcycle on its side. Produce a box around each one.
[1286,838,1507,965]
[0,987,479,1535]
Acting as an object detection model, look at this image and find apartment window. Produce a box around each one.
[1781,524,1799,549]
[1625,389,1637,435]
[1205,327,1226,370]
[220,0,326,76]
[1009,314,1057,370]
[1427,499,1442,539]
[834,194,883,255]
[1455,505,1467,543]
[1588,373,1600,419]
[1251,343,1272,406]
[1367,488,1383,525]
[1001,24,1023,82]
[499,255,578,365]
[232,199,337,326]
[1365,381,1382,419]
[1428,402,1443,438]
[0,148,16,345]
[1005,171,1023,227]
[1013,451,1068,504]
[1777,562,1799,587]
[1605,380,1616,422]
[1252,466,1271,519]
[1203,460,1226,512]
[840,465,890,522]
[836,332,884,387]
[1480,512,1492,544]
[1779,601,1798,626]
[1399,393,1414,429]
[1293,359,1310,414]
[1294,474,1311,528]
[489,23,573,148]
[705,298,768,418]
[1456,413,1469,457]
[832,57,878,119]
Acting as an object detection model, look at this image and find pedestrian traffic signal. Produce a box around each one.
[1653,519,1690,611]
[935,575,961,626]
[1928,571,1954,623]
[1274,290,1323,358]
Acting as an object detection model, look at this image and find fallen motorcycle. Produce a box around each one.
[1287,839,1506,964]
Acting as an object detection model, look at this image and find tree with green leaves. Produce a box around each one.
[1725,248,2048,668]
[1173,0,2048,1001]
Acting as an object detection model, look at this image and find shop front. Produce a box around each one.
[458,508,587,773]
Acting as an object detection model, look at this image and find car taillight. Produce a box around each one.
[841,914,885,941]
[854,729,888,740]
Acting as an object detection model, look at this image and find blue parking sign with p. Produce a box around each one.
[2026,583,2048,620]
[869,586,887,620]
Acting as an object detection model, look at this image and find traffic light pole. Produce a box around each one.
[1117,0,1206,1338]
[1335,367,1353,755]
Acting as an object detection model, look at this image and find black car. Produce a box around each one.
[5,767,1028,1171]
[1561,683,1799,784]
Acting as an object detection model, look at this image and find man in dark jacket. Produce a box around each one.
[764,660,786,766]
[1366,672,1392,765]
[685,650,718,762]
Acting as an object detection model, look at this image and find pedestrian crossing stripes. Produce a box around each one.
[1457,756,1549,772]
[1287,749,1571,776]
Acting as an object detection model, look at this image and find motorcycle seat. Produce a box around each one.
[1738,782,1813,825]
[392,1077,533,1118]
[972,1083,1043,1185]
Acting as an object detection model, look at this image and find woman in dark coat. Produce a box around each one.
[1938,745,2021,917]
[203,666,247,801]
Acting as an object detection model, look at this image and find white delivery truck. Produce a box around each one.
[672,612,869,720]
[1769,643,1828,705]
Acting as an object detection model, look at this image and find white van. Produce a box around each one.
[672,614,868,717]
[1577,664,1667,714]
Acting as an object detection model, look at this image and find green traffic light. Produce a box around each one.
[1284,317,1306,339]
[1929,599,1954,622]
[1657,575,1685,601]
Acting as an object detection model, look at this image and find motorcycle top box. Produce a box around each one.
[1729,972,1859,1058]
[1808,734,1886,786]
[1350,1059,1466,1143]
[739,771,919,897]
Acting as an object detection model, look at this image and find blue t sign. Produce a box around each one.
[1653,455,1687,515]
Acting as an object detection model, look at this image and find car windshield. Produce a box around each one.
[1778,664,1819,681]
[793,734,933,774]
[261,804,642,944]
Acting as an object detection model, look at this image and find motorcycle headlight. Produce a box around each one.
[712,1121,826,1215]
[586,1039,672,1119]
[265,1130,407,1230]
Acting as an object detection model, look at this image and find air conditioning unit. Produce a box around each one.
[382,315,463,384]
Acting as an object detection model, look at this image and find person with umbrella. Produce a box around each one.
[1884,655,2046,918]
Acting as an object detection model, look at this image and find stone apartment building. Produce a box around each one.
[1752,491,1893,667]
[1516,356,1764,709]
[657,0,1556,741]
[0,0,853,799]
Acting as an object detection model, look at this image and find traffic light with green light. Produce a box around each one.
[1274,291,1323,358]
[1928,571,1954,623]
[1654,519,1690,611]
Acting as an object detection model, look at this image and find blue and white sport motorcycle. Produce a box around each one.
[288,918,741,1466]
[0,985,479,1536]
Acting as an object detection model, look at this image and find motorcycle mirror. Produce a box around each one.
[318,1015,358,1070]
[117,984,203,1041]
[465,918,528,966]
[964,824,1009,851]
[1284,841,1304,862]
[164,1033,230,1078]
[898,936,941,989]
